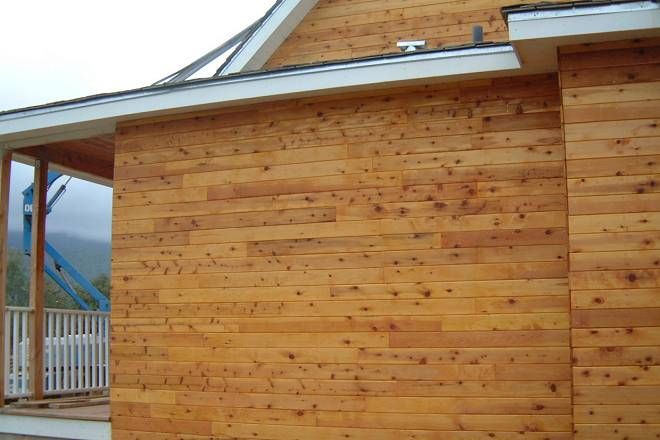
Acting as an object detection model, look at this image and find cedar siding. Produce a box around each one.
[265,0,573,68]
[561,38,660,440]
[111,73,574,438]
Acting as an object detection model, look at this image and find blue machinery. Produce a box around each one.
[22,172,110,312]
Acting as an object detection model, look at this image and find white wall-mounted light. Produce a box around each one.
[397,40,427,52]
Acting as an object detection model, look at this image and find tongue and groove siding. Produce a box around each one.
[264,0,572,69]
[110,74,572,439]
[560,38,660,440]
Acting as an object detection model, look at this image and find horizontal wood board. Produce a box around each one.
[111,72,573,438]
[264,0,573,69]
[560,38,660,440]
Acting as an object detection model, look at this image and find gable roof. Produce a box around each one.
[219,0,320,75]
[0,0,657,151]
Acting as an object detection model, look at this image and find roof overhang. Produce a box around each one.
[9,152,113,187]
[0,44,520,150]
[1,0,659,153]
[505,0,660,73]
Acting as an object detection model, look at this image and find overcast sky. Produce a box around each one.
[1,0,275,241]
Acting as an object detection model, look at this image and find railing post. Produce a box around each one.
[0,150,11,406]
[29,159,47,400]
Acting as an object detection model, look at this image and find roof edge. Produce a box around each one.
[0,44,520,149]
[220,0,320,75]
[502,0,658,21]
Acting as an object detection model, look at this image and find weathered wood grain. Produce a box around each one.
[111,72,572,437]
[561,39,660,439]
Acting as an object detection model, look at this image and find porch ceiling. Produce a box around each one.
[11,134,115,186]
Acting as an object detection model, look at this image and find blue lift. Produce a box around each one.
[22,172,110,312]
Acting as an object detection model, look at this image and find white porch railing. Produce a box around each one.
[4,307,110,399]
[4,307,29,398]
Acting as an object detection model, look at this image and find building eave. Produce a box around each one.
[0,44,521,150]
[2,0,658,151]
[504,0,660,73]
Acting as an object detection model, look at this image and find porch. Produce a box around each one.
[0,142,114,439]
[1,307,110,439]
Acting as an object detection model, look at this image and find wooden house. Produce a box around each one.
[0,1,659,438]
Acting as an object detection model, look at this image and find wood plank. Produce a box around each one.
[573,346,660,366]
[567,174,660,196]
[574,404,660,423]
[29,159,47,400]
[348,128,562,158]
[570,249,660,271]
[110,72,572,437]
[403,161,566,186]
[563,99,660,123]
[574,385,660,404]
[16,140,114,181]
[573,365,660,386]
[572,289,660,310]
[569,231,660,253]
[568,212,660,234]
[574,423,660,440]
[562,81,660,106]
[570,269,660,290]
[109,295,567,317]
[572,327,660,347]
[571,308,660,328]
[559,45,660,70]
[560,62,660,88]
[564,118,660,142]
[568,193,660,215]
[213,421,572,440]
[374,145,564,172]
[0,150,10,407]
[390,330,569,348]
[565,137,660,160]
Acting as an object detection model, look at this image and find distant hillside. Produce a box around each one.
[8,229,110,279]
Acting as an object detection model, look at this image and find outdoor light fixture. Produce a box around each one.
[397,40,427,52]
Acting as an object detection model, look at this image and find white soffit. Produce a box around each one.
[220,0,320,75]
[507,1,660,73]
[0,45,520,150]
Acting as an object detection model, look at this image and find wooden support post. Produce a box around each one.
[0,150,11,406]
[29,159,47,400]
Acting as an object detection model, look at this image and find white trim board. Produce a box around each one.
[0,45,520,149]
[508,1,660,40]
[0,414,110,440]
[220,0,320,75]
[507,0,660,73]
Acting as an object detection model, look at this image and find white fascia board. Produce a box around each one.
[0,45,520,150]
[508,1,660,40]
[506,1,660,75]
[220,0,320,75]
[0,414,110,440]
